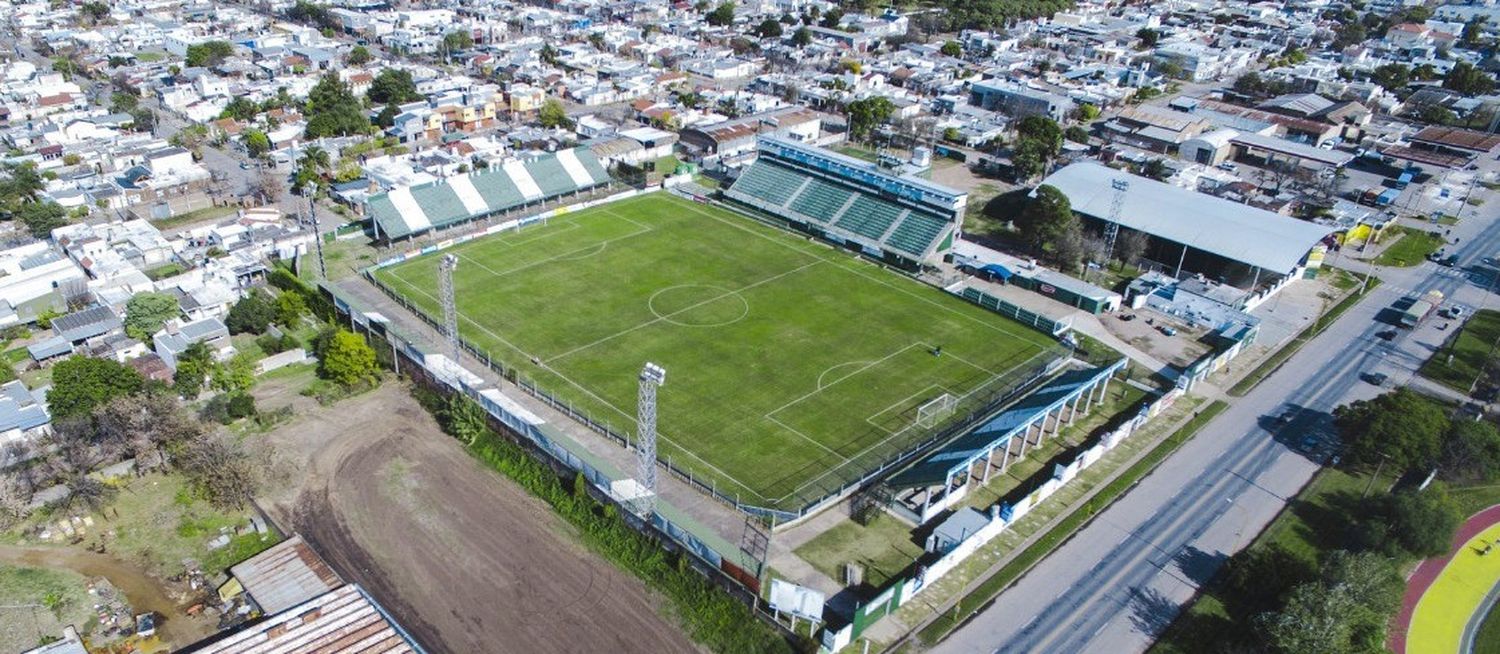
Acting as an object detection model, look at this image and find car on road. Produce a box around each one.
[1377,329,1397,341]
[1362,372,1389,386]
[1441,254,1460,267]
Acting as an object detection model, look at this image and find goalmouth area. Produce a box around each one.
[371,192,1065,517]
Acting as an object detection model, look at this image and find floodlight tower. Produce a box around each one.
[439,254,460,364]
[637,362,667,514]
[1102,179,1129,263]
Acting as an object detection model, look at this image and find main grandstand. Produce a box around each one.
[366,147,612,241]
[725,136,966,269]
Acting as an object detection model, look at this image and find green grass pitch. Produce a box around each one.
[375,193,1062,511]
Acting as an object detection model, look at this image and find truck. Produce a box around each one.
[1399,289,1444,328]
[1396,170,1414,189]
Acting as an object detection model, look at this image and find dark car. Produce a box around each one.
[1363,372,1389,386]
[1441,254,1460,267]
[1377,329,1397,341]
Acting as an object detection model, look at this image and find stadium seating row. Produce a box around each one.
[367,147,612,240]
[726,160,954,260]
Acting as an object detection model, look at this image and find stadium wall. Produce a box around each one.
[324,285,777,603]
[817,384,1187,653]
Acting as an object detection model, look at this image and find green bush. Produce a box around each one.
[418,390,797,654]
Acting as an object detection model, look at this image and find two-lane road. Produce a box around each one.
[934,193,1500,654]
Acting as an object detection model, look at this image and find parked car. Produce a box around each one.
[1377,329,1397,341]
[1363,372,1389,386]
[1159,325,1178,336]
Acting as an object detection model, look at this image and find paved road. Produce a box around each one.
[933,178,1500,654]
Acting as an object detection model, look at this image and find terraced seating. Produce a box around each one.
[729,162,808,208]
[788,179,854,224]
[885,211,950,256]
[575,148,611,183]
[834,195,906,241]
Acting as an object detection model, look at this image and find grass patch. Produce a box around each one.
[135,51,166,62]
[916,399,1227,645]
[0,565,96,653]
[1374,227,1445,267]
[420,389,801,654]
[1229,271,1380,396]
[1474,598,1500,654]
[374,193,1064,511]
[795,513,925,589]
[834,145,880,162]
[145,262,185,281]
[149,205,237,232]
[1421,309,1500,395]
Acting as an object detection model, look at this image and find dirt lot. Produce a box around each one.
[256,382,698,654]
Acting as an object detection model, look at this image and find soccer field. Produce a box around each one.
[375,193,1062,512]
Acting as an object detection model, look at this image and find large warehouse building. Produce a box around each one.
[1040,162,1334,292]
[725,136,967,268]
[365,147,612,242]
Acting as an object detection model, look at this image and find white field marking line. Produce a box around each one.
[598,207,656,231]
[646,285,751,327]
[545,259,826,364]
[495,219,582,249]
[387,266,770,502]
[772,346,1057,504]
[764,342,930,419]
[678,198,1045,347]
[766,414,852,462]
[453,219,653,281]
[674,199,829,262]
[816,360,873,390]
[864,383,953,436]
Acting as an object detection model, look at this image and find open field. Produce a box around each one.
[375,193,1060,511]
[257,382,697,654]
[0,564,96,653]
[1475,600,1500,654]
[1374,227,1445,267]
[1423,309,1500,393]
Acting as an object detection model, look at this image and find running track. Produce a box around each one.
[1391,504,1500,654]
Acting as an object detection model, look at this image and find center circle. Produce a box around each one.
[648,285,750,327]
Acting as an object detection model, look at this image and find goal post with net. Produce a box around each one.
[916,393,957,429]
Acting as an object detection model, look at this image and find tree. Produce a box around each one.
[225,290,275,335]
[79,1,109,23]
[109,92,138,115]
[846,96,895,141]
[176,432,268,509]
[1256,551,1402,654]
[941,40,963,57]
[441,30,474,58]
[1076,103,1100,121]
[1372,63,1411,92]
[792,27,813,47]
[1115,230,1149,268]
[220,96,259,122]
[538,98,572,129]
[1445,61,1497,95]
[243,129,271,159]
[185,41,234,68]
[211,351,257,395]
[375,103,400,128]
[18,202,66,238]
[367,68,422,106]
[1376,486,1461,558]
[124,292,180,341]
[250,169,283,205]
[1010,139,1047,182]
[1142,158,1169,180]
[1064,125,1089,144]
[1135,28,1159,48]
[755,18,783,38]
[1018,184,1076,251]
[1464,17,1487,48]
[1442,419,1500,483]
[1334,388,1450,472]
[275,290,307,326]
[93,392,200,474]
[1419,103,1457,126]
[129,108,156,133]
[47,355,144,420]
[173,341,213,399]
[820,8,843,28]
[304,72,368,139]
[706,2,735,26]
[1334,20,1368,48]
[1016,115,1063,158]
[346,45,372,66]
[319,329,378,387]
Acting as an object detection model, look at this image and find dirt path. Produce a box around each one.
[257,383,698,654]
[0,545,216,647]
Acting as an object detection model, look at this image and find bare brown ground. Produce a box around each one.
[256,381,699,654]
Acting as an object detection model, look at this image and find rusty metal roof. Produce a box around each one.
[230,536,343,615]
[182,584,424,654]
[1410,125,1500,154]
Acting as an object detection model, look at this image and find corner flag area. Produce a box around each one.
[1397,506,1500,654]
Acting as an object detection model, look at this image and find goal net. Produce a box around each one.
[916,393,958,429]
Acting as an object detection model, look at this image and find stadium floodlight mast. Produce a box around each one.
[636,362,666,515]
[1103,179,1129,264]
[439,254,460,364]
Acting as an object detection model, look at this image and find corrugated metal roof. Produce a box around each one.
[1040,162,1334,273]
[230,536,342,615]
[182,584,423,654]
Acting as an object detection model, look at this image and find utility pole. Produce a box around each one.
[306,186,327,280]
[439,254,460,364]
[636,362,666,515]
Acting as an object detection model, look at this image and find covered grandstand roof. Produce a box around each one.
[366,148,611,240]
[888,364,1122,489]
[1040,162,1334,273]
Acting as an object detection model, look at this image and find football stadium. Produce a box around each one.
[369,141,1069,517]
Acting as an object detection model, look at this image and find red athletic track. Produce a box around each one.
[1390,504,1500,654]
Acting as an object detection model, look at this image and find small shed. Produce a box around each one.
[925,507,991,554]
